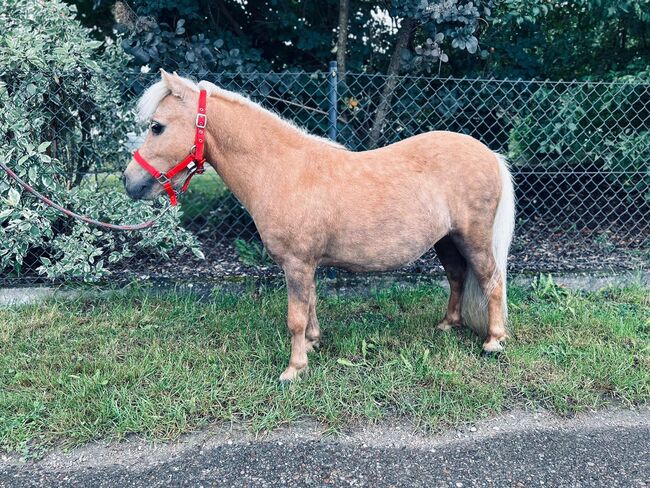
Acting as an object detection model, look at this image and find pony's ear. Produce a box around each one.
[160,69,191,99]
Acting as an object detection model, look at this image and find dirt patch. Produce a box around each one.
[122,223,648,283]
[2,223,647,287]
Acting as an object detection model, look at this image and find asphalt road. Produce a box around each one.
[1,409,648,487]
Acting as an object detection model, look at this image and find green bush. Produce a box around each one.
[508,77,650,202]
[0,0,202,281]
[234,238,272,266]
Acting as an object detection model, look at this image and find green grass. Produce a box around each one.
[0,279,648,456]
[179,169,228,224]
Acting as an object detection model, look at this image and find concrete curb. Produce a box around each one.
[1,270,647,307]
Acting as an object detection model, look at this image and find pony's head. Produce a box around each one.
[123,70,204,201]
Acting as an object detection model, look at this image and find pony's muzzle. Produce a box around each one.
[124,173,154,200]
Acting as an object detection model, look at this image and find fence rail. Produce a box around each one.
[1,67,648,283]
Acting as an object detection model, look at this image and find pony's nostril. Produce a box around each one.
[125,179,149,200]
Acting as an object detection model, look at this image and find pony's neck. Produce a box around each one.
[201,91,331,214]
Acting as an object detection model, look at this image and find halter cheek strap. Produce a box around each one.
[133,89,208,206]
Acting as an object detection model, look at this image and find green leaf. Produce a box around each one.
[7,188,20,207]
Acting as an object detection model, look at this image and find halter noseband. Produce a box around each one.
[133,89,208,206]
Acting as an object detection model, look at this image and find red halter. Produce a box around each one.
[133,89,208,206]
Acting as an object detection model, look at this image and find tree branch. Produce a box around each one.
[368,17,417,149]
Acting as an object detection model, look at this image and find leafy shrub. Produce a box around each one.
[234,238,272,267]
[508,78,650,202]
[0,0,202,281]
[117,13,266,77]
[602,131,650,202]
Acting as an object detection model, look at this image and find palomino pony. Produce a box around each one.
[124,71,515,382]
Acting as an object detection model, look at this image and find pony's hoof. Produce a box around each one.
[305,339,320,353]
[437,320,462,331]
[482,337,505,354]
[279,365,308,383]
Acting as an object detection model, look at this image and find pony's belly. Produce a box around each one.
[321,232,439,272]
[324,258,425,273]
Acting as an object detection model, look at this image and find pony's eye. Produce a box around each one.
[150,121,165,136]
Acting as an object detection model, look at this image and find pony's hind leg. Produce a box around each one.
[434,236,467,331]
[305,281,320,352]
[462,241,508,352]
[279,259,316,382]
[477,269,507,353]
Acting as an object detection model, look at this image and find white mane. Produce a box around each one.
[137,75,346,150]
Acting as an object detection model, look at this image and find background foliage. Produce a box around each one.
[77,0,650,80]
[508,75,650,201]
[77,0,650,159]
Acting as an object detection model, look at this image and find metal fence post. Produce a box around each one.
[326,61,339,281]
[328,61,338,141]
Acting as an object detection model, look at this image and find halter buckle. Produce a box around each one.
[156,174,171,185]
[196,113,207,129]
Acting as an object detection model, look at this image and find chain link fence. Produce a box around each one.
[1,67,648,284]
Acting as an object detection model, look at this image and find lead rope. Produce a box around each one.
[0,159,171,231]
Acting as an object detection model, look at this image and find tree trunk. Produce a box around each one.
[336,0,350,80]
[367,17,417,149]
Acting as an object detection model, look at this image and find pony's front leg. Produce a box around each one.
[279,260,315,382]
[305,281,320,352]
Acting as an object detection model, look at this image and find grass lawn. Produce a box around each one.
[0,278,648,456]
[177,168,229,225]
